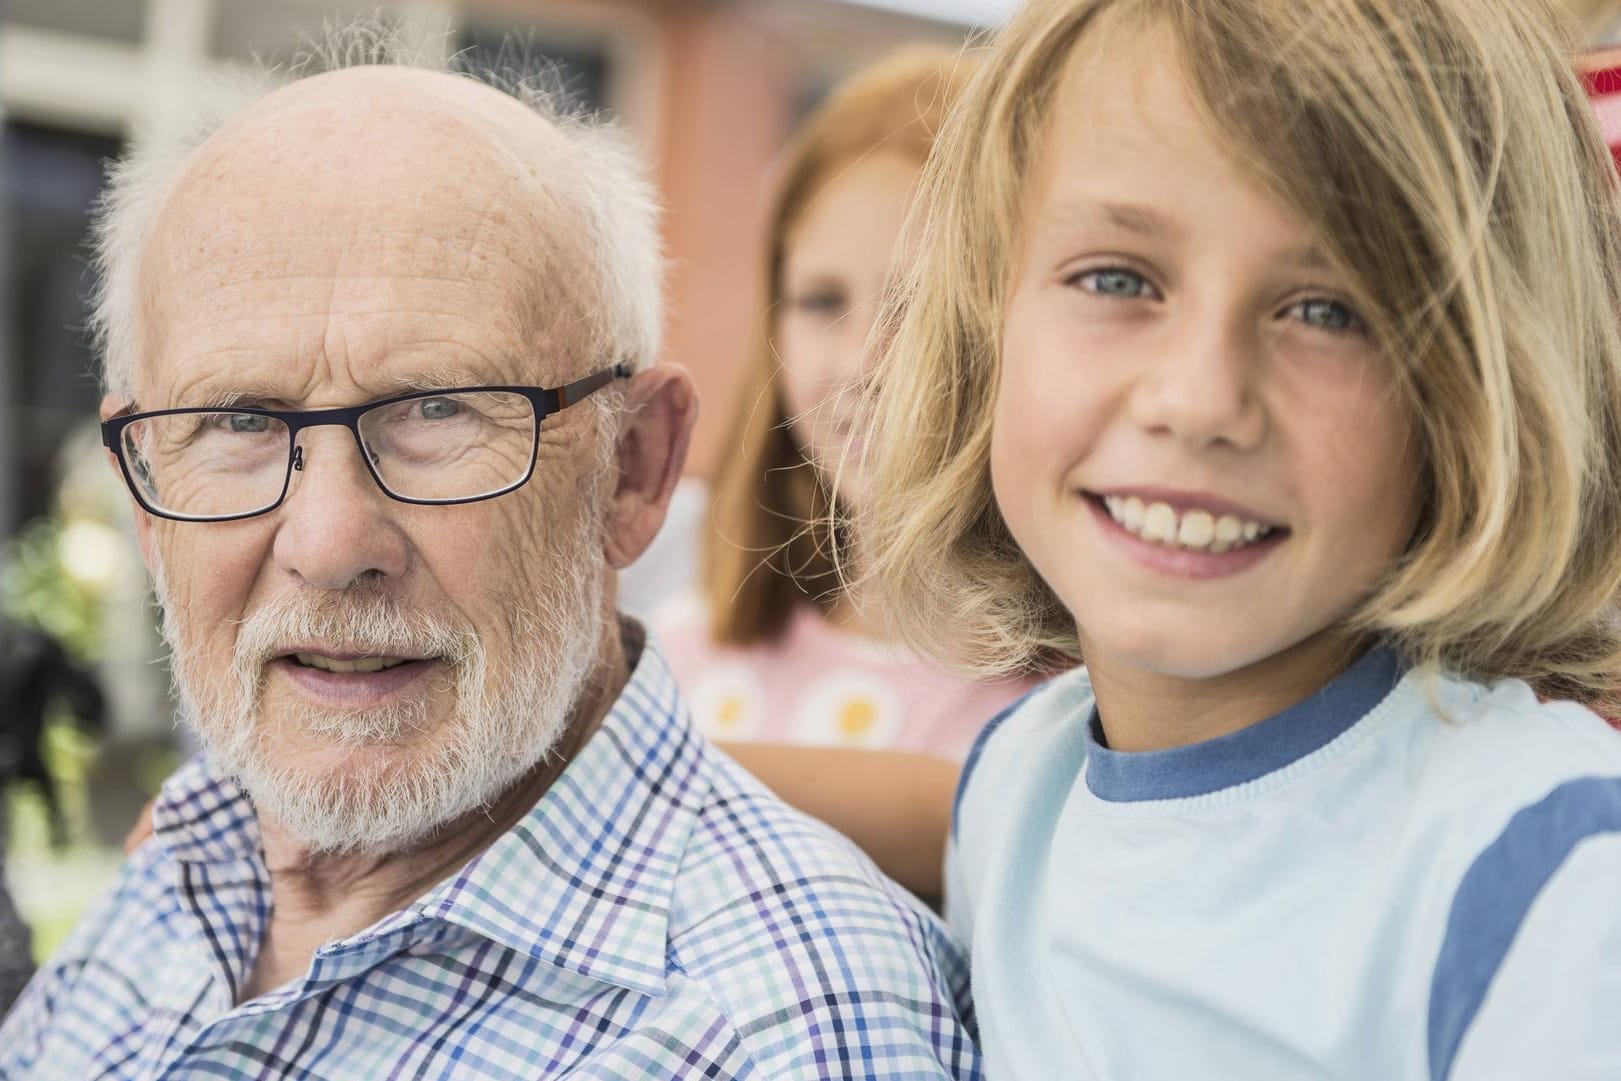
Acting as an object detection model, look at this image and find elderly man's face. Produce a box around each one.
[127,71,620,853]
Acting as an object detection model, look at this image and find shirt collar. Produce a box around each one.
[151,623,711,997]
[1084,644,1404,803]
[153,757,262,865]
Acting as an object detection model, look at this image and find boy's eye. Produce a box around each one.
[1288,297,1367,334]
[1072,268,1157,299]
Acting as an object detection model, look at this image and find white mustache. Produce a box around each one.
[230,591,477,685]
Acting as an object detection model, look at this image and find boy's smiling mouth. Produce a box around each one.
[1085,490,1287,555]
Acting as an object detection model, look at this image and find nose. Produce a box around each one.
[1127,305,1267,452]
[270,426,410,590]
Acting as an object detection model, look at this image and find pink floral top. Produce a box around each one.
[653,597,1040,761]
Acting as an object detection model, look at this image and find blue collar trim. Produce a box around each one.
[1084,645,1402,803]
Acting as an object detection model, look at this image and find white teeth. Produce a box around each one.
[1177,511,1214,547]
[1104,496,1148,531]
[1099,497,1275,553]
[294,653,411,673]
[1142,502,1178,543]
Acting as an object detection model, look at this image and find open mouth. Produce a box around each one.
[1085,492,1288,554]
[271,649,441,708]
[276,651,441,682]
[289,653,420,674]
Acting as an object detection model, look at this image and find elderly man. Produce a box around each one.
[0,43,978,1080]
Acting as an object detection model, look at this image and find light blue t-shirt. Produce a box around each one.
[948,648,1621,1080]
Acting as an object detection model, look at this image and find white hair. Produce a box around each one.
[90,22,664,401]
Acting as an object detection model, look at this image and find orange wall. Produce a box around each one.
[650,4,795,479]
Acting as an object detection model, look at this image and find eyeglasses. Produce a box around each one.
[101,364,629,523]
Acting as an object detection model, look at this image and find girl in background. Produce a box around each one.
[657,48,1035,765]
[847,0,1621,1074]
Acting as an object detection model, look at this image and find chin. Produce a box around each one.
[284,737,435,781]
[217,699,559,856]
[242,742,530,856]
[1085,619,1279,684]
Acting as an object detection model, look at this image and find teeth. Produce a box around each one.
[1177,511,1214,547]
[1142,502,1177,543]
[1100,497,1275,553]
[294,653,411,673]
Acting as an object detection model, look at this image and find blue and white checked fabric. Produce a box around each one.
[0,634,980,1080]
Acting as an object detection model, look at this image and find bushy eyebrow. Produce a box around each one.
[397,367,485,392]
[185,367,487,410]
[193,386,279,410]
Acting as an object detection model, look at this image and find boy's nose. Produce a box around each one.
[1127,316,1268,452]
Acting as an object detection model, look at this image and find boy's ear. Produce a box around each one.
[601,365,699,570]
[100,392,157,575]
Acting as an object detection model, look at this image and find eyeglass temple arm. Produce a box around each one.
[555,362,633,410]
[101,404,137,449]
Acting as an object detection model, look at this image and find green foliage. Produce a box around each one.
[2,510,169,959]
[5,717,97,848]
[0,516,105,664]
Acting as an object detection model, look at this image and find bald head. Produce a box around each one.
[135,67,595,403]
[161,65,586,265]
[93,48,662,402]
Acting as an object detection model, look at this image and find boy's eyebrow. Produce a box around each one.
[1037,199,1341,275]
[1278,245,1337,274]
[1038,199,1183,239]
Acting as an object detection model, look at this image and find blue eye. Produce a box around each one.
[226,413,271,433]
[416,397,462,421]
[1290,297,1366,334]
[1074,268,1156,299]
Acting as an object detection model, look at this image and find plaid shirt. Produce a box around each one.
[0,634,980,1080]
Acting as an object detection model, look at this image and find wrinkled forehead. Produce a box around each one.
[134,67,593,403]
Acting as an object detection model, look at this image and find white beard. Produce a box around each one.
[152,502,605,857]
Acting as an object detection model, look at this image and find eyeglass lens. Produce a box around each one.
[119,391,539,519]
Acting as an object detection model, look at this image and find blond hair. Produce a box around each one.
[704,46,976,645]
[861,0,1621,711]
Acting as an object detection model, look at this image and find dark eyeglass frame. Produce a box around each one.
[101,362,631,523]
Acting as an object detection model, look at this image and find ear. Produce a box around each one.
[101,392,158,575]
[601,365,699,570]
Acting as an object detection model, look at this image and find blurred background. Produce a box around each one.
[2,0,1620,999]
[0,0,1003,971]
